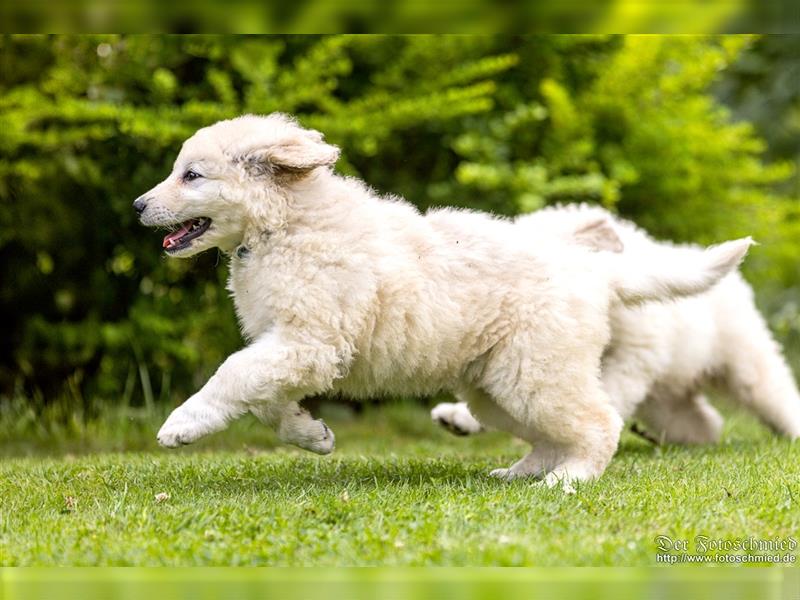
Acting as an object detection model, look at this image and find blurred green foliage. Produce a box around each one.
[1,35,798,412]
[3,0,795,35]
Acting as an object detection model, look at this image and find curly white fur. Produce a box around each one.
[136,115,752,490]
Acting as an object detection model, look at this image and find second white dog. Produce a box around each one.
[433,204,800,445]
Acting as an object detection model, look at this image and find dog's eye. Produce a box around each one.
[183,170,202,182]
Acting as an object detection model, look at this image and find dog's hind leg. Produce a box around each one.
[459,386,532,442]
[719,308,800,438]
[477,356,624,492]
[634,391,724,445]
[487,382,623,492]
[459,386,568,481]
[250,400,335,455]
[525,387,621,492]
[599,335,664,420]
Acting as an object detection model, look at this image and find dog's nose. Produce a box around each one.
[133,196,149,215]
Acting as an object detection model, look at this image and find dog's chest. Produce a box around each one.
[227,249,277,340]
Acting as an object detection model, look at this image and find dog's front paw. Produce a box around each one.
[157,410,204,448]
[304,419,336,455]
[157,400,227,448]
[280,417,336,455]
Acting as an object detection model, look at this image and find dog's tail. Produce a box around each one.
[613,237,753,305]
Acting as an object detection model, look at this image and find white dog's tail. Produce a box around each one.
[613,237,753,305]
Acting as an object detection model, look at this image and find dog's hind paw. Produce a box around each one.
[488,467,514,480]
[488,467,539,482]
[489,466,576,493]
[542,472,577,495]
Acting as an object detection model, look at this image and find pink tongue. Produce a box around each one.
[163,222,191,248]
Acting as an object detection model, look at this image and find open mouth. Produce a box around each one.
[162,218,212,252]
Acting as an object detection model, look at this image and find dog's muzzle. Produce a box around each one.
[133,196,150,216]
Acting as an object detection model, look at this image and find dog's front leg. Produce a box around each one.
[157,333,336,448]
[156,345,264,447]
[156,383,245,448]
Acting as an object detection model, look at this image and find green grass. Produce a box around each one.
[0,400,798,566]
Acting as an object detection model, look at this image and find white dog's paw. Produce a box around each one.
[488,466,538,482]
[279,416,336,455]
[301,419,336,455]
[431,402,483,436]
[157,415,204,448]
[488,467,515,480]
[489,466,576,493]
[542,472,577,495]
[156,400,229,448]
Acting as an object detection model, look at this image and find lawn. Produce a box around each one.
[1,400,798,566]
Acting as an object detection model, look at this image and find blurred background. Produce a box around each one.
[1,34,799,437]
[2,1,797,34]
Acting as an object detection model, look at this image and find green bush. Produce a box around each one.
[1,35,796,411]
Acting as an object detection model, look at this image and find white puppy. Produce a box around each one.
[135,114,751,490]
[433,204,800,445]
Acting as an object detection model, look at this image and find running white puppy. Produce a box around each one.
[134,114,752,490]
[433,204,800,445]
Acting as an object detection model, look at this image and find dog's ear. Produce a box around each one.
[246,130,340,177]
[572,218,624,253]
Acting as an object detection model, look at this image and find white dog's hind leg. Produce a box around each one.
[476,369,623,491]
[719,304,800,438]
[635,392,724,445]
[462,387,578,491]
[430,401,485,435]
[486,436,598,495]
[250,401,335,455]
[532,395,622,494]
[514,401,623,494]
[488,440,567,481]
[600,352,659,420]
[459,386,535,442]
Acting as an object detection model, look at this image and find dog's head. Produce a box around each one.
[133,113,340,257]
